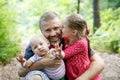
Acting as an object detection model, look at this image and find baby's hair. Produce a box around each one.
[66,14,91,58]
[30,34,49,47]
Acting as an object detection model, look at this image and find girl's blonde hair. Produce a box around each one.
[65,14,87,38]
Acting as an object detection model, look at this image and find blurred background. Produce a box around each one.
[0,0,120,79]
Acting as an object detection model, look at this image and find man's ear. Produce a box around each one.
[72,30,78,35]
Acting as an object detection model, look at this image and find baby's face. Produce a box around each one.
[31,38,49,56]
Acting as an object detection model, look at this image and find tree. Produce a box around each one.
[77,0,80,13]
[0,0,21,65]
[93,0,100,30]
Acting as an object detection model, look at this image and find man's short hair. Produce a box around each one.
[39,11,60,29]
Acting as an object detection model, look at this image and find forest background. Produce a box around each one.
[0,0,120,65]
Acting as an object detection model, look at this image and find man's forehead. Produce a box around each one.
[42,17,61,25]
[41,20,62,29]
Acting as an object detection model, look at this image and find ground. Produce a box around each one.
[0,40,120,80]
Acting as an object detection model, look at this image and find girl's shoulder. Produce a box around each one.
[78,37,87,42]
[77,38,88,45]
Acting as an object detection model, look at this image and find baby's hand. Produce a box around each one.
[50,44,63,59]
[49,48,59,58]
[16,54,26,66]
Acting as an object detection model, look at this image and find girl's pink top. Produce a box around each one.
[63,38,100,80]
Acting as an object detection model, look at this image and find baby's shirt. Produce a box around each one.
[29,54,42,63]
[28,53,65,80]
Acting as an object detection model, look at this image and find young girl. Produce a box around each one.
[59,14,100,80]
[17,34,65,80]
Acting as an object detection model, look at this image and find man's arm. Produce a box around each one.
[75,52,104,80]
[18,57,62,77]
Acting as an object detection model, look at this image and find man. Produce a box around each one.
[18,11,104,80]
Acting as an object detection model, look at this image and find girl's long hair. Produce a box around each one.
[66,14,92,58]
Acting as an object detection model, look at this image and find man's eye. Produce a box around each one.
[46,29,50,32]
[62,25,64,28]
[34,46,37,49]
[54,27,59,30]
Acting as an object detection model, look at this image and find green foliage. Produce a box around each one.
[90,8,120,53]
[0,0,119,65]
[0,0,21,65]
[14,0,120,54]
[18,0,77,32]
[100,0,120,10]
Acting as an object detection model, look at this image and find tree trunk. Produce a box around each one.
[77,0,80,13]
[93,0,100,29]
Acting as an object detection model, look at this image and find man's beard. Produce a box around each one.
[48,34,62,45]
[50,39,61,45]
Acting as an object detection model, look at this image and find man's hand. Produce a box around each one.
[18,65,30,77]
[75,76,90,80]
[45,57,62,68]
[29,56,62,70]
[23,60,33,68]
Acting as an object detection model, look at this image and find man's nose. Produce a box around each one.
[50,30,56,36]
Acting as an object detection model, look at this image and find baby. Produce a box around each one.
[18,34,65,80]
